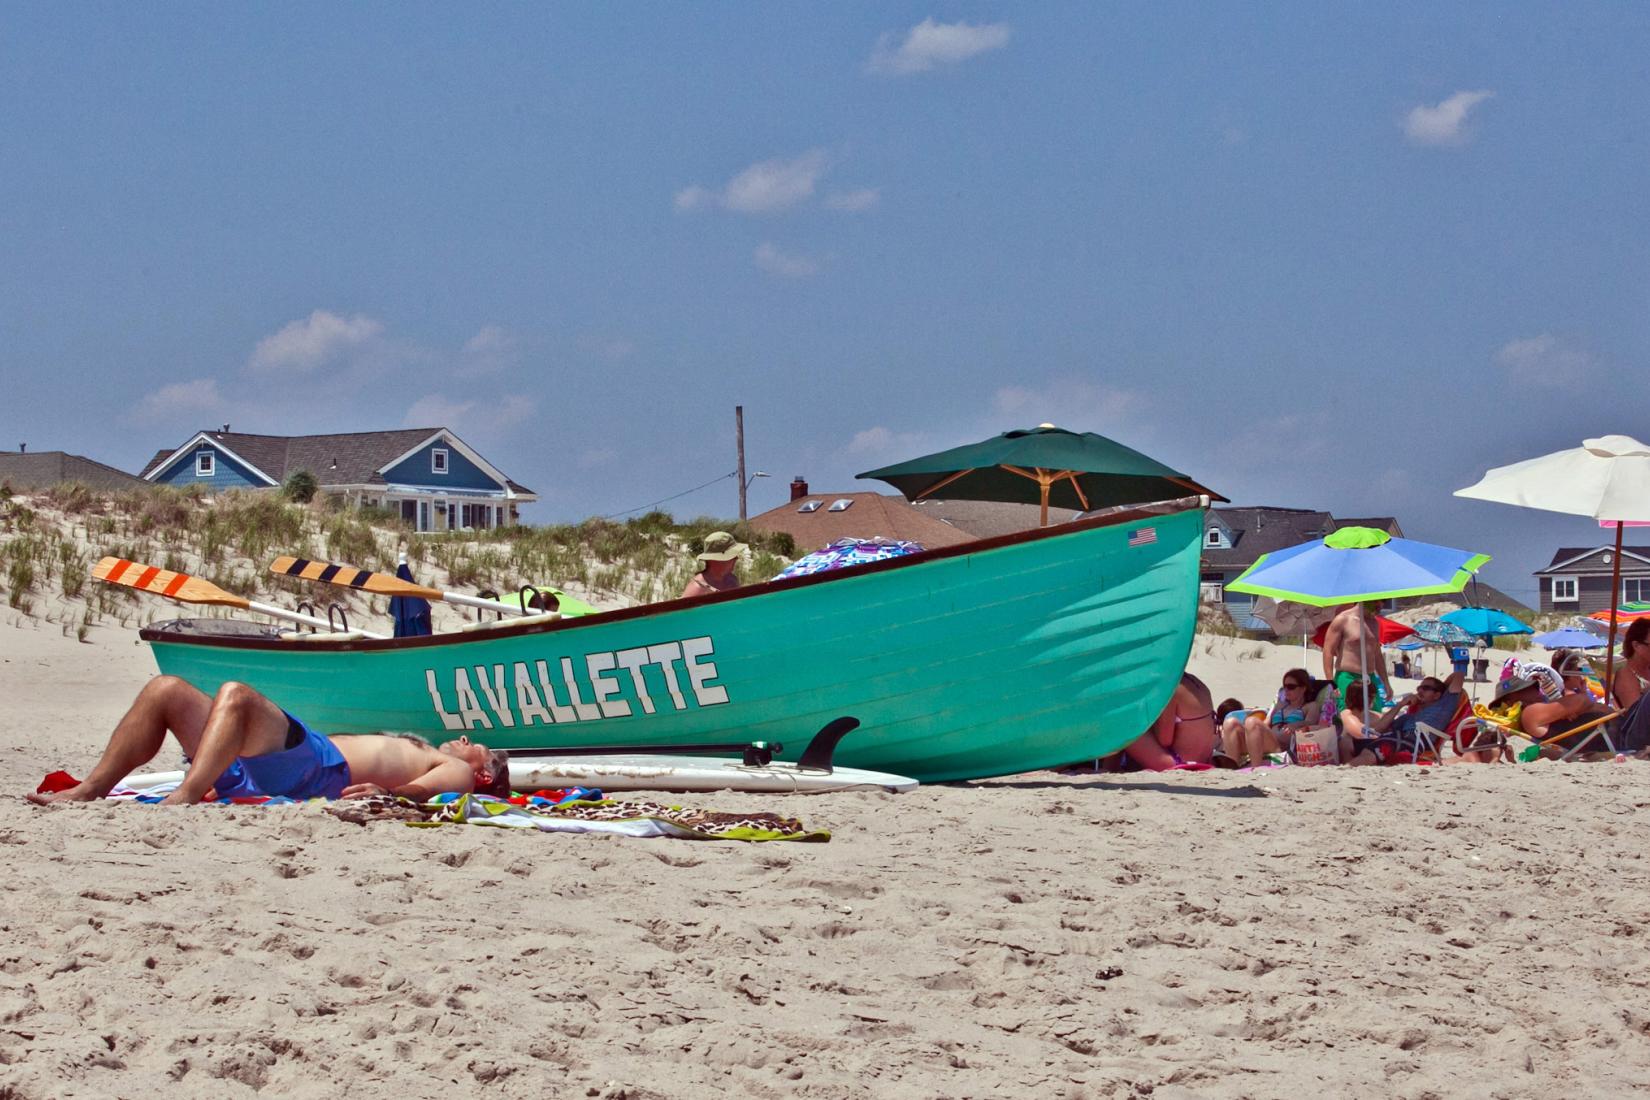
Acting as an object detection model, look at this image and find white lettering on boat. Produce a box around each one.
[424,634,729,729]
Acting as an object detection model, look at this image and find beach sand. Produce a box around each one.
[4,622,1650,1098]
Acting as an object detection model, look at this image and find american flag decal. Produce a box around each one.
[1127,526,1157,547]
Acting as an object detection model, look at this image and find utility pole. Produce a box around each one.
[736,405,748,521]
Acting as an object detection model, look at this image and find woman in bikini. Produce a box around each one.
[1609,619,1650,752]
[1117,671,1217,771]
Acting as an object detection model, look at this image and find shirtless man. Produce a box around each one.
[680,531,745,599]
[1321,602,1391,711]
[1120,672,1217,770]
[28,677,509,806]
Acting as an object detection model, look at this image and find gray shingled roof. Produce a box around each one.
[1539,545,1650,572]
[0,451,150,492]
[1203,507,1336,570]
[908,498,1080,539]
[141,429,535,495]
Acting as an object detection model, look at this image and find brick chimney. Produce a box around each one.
[789,476,809,501]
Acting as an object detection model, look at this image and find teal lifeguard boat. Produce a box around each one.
[141,494,1208,783]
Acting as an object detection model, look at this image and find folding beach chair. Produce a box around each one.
[1458,708,1626,763]
[1410,692,1474,763]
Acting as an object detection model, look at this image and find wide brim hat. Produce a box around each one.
[1491,674,1539,706]
[696,531,747,563]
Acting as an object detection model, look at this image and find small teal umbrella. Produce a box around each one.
[1441,607,1531,643]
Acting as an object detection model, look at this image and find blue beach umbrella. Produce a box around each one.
[1530,626,1608,651]
[773,537,927,580]
[1441,607,1531,643]
[1411,619,1478,646]
[389,555,433,638]
[1227,526,1491,725]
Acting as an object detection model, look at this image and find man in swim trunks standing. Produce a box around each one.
[1322,602,1391,711]
[28,677,509,806]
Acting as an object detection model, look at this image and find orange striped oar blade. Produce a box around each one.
[269,555,444,600]
[92,557,249,608]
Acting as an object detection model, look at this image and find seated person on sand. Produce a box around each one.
[1360,669,1468,750]
[1219,668,1329,767]
[680,531,745,599]
[1118,672,1216,770]
[1482,668,1615,759]
[1335,681,1403,765]
[29,677,510,806]
[1609,620,1650,752]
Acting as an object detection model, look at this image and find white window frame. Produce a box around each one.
[1199,581,1225,603]
[1205,528,1224,548]
[1551,577,1578,603]
[195,452,215,477]
[431,448,449,475]
[1623,578,1648,603]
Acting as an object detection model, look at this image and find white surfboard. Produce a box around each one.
[119,756,917,797]
[509,754,918,794]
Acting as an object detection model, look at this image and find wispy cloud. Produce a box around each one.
[1404,90,1494,147]
[676,150,830,215]
[993,381,1145,427]
[846,425,927,457]
[457,325,518,377]
[754,242,820,279]
[247,310,384,374]
[404,391,537,433]
[866,18,1011,76]
[132,378,227,425]
[403,393,476,429]
[1493,334,1592,386]
[824,188,881,212]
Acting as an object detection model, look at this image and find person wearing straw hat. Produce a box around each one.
[681,531,747,599]
[1485,671,1613,758]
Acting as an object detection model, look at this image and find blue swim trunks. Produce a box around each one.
[209,711,351,800]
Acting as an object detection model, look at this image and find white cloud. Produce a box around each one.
[824,188,881,212]
[676,150,830,215]
[1493,334,1592,386]
[847,426,926,457]
[993,381,1145,426]
[866,18,1011,76]
[247,310,384,374]
[457,325,518,376]
[1404,90,1494,147]
[132,378,226,424]
[403,393,477,430]
[753,242,820,279]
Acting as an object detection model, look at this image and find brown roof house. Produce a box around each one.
[0,447,149,492]
[749,478,974,556]
[139,427,536,533]
[909,499,1081,540]
[1533,544,1650,614]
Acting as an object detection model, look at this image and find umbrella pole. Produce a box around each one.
[1606,522,1624,700]
[1039,477,1049,528]
[1360,604,1370,731]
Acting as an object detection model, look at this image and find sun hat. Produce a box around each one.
[696,531,747,563]
[1492,675,1540,706]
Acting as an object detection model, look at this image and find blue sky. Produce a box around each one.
[3,4,1647,603]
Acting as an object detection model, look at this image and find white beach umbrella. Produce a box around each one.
[1455,434,1650,693]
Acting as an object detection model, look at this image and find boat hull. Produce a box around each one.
[142,501,1205,782]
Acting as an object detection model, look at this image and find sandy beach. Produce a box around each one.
[4,616,1650,1100]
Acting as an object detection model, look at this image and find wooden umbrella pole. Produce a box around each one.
[1606,521,1625,699]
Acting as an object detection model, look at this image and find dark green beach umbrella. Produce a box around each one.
[857,424,1224,526]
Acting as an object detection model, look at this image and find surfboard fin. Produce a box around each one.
[796,717,860,772]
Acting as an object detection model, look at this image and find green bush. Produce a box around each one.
[282,470,319,503]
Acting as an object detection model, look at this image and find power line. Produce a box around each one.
[604,471,737,519]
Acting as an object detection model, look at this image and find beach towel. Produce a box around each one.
[328,792,831,843]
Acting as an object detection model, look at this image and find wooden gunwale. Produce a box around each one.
[139,495,1206,654]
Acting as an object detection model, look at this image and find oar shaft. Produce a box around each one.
[244,600,388,639]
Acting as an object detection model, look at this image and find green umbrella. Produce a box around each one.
[857,424,1223,526]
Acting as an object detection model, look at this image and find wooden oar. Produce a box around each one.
[269,555,532,617]
[93,557,387,638]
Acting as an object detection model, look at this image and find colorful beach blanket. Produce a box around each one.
[328,792,831,843]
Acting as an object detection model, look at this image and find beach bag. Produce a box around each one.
[1290,726,1341,767]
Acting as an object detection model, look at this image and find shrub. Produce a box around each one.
[282,470,319,503]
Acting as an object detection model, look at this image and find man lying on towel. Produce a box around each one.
[28,677,509,806]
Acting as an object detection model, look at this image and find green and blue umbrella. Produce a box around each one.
[1441,607,1531,643]
[1225,527,1491,607]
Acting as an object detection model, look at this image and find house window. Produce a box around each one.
[1552,577,1578,603]
[196,452,214,477]
[432,448,449,474]
[1624,578,1648,603]
[1205,528,1223,548]
[797,500,821,513]
[1200,581,1224,603]
[827,498,854,512]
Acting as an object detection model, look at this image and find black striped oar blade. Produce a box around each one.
[268,555,444,600]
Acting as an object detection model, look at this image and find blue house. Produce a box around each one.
[139,427,537,532]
